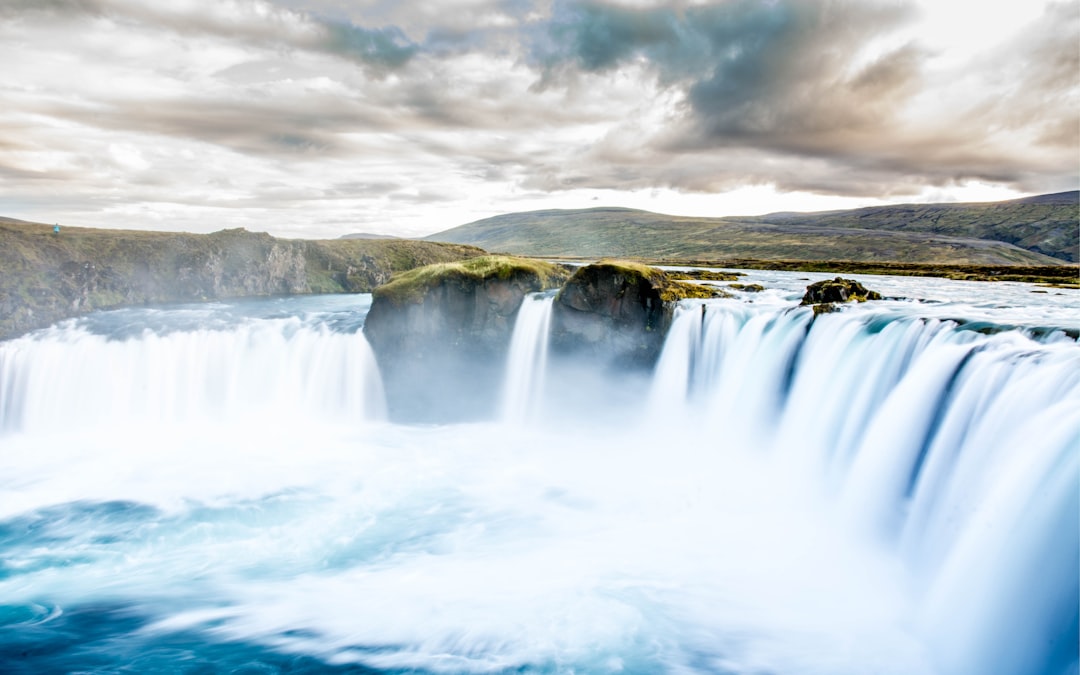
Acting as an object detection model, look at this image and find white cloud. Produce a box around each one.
[0,0,1074,237]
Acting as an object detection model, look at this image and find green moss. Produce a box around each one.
[661,258,1079,285]
[304,268,347,294]
[567,259,725,303]
[728,283,765,292]
[801,277,882,305]
[667,269,743,282]
[661,280,723,301]
[373,255,570,306]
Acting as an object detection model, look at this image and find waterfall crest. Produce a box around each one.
[1,290,1077,675]
[500,293,555,423]
[0,318,386,434]
[650,301,1080,675]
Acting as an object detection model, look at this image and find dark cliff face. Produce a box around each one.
[363,257,570,422]
[550,263,670,369]
[550,261,720,369]
[0,221,484,340]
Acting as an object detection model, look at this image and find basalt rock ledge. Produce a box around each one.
[363,255,571,422]
[363,258,724,421]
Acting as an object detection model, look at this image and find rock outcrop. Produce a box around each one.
[800,277,882,305]
[550,260,721,368]
[800,276,882,315]
[0,220,483,340]
[363,256,571,422]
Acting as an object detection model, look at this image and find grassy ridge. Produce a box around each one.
[675,260,1079,286]
[0,219,483,339]
[738,191,1079,262]
[373,255,570,305]
[425,193,1078,265]
[543,255,1079,286]
[567,259,724,302]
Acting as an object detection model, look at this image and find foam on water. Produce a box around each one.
[0,281,1076,674]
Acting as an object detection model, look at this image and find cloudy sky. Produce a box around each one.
[1,0,1076,238]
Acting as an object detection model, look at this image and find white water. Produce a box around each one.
[0,317,385,435]
[0,283,1077,674]
[649,298,1080,675]
[500,293,554,423]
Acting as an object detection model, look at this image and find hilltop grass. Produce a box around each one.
[373,255,571,305]
[426,193,1078,266]
[533,255,1079,287]
[644,258,1080,286]
[736,194,1079,262]
[302,237,486,293]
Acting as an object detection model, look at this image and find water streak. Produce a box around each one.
[0,317,386,434]
[500,293,555,423]
[649,301,1080,675]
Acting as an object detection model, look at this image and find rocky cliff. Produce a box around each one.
[550,261,722,368]
[363,258,722,421]
[363,256,571,422]
[0,219,484,340]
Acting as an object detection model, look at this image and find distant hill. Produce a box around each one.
[741,191,1078,262]
[425,192,1078,265]
[339,232,400,240]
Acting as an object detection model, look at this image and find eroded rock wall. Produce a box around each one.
[363,257,570,422]
[0,222,483,340]
[364,259,721,421]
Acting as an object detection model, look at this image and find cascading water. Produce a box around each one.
[0,316,386,434]
[650,298,1080,675]
[0,280,1076,675]
[500,292,555,423]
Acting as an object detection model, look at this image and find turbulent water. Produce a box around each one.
[0,275,1077,674]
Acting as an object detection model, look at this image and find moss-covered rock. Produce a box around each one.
[372,255,569,307]
[363,255,571,422]
[667,269,743,282]
[550,260,722,368]
[728,283,765,292]
[800,277,882,305]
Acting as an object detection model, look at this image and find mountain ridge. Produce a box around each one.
[425,191,1079,264]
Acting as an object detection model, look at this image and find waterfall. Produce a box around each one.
[651,301,1080,675]
[500,293,555,423]
[2,290,1077,675]
[0,317,386,434]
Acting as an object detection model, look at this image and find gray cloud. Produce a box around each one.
[319,20,417,69]
[522,0,1077,197]
[0,0,419,73]
[969,1,1078,153]
[533,1,922,148]
[540,2,683,72]
[27,96,369,160]
[0,0,1075,236]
